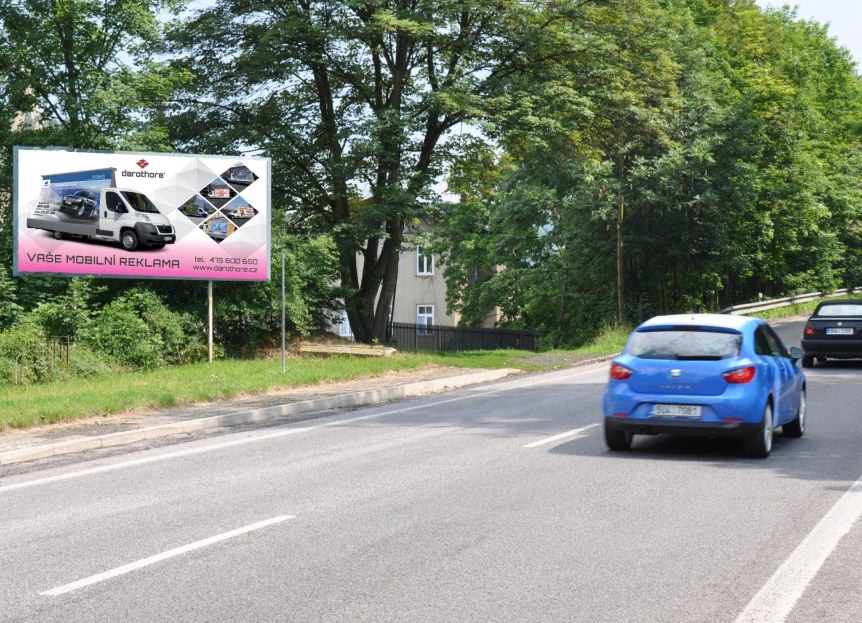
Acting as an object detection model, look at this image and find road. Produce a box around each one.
[3,319,862,622]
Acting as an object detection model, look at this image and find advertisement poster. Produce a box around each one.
[13,147,271,281]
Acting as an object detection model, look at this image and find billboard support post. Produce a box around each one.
[13,147,273,366]
[208,280,214,363]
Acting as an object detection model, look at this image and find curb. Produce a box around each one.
[0,368,519,467]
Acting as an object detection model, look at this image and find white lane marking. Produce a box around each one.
[41,515,294,596]
[734,476,862,623]
[1,365,606,494]
[523,423,601,448]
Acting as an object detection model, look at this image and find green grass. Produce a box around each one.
[0,350,544,431]
[0,300,838,432]
[570,324,631,355]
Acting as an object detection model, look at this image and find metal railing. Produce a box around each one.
[390,322,537,352]
[717,288,858,315]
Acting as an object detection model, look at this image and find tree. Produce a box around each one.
[438,0,862,347]
[439,0,686,339]
[0,0,185,150]
[0,0,188,325]
[166,0,600,343]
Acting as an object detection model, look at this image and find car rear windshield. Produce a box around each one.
[628,329,742,360]
[815,304,862,317]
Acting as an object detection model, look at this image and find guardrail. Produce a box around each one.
[717,288,858,315]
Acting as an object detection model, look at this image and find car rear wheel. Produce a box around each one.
[604,423,632,451]
[801,355,814,368]
[745,402,773,458]
[783,390,806,438]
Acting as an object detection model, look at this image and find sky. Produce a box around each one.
[755,0,862,67]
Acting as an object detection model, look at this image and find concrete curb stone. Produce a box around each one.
[0,368,519,467]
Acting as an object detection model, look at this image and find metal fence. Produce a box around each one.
[390,322,537,352]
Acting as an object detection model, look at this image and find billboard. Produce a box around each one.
[13,147,271,281]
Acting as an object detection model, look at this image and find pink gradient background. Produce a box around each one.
[17,234,268,281]
[14,148,271,281]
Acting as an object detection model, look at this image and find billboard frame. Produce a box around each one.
[13,146,272,282]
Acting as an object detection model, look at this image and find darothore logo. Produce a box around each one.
[122,159,165,179]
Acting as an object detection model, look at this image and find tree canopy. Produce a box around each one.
[1,0,861,356]
[437,0,862,347]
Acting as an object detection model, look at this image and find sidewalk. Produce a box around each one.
[0,366,520,467]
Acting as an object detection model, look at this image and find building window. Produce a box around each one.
[417,305,434,335]
[339,310,353,338]
[416,246,434,276]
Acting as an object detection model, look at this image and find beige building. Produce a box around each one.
[336,242,502,339]
[337,244,454,338]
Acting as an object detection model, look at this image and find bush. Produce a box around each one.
[79,288,205,370]
[80,299,165,370]
[30,277,101,340]
[0,319,58,385]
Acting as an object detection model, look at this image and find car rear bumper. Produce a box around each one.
[801,338,862,358]
[604,417,760,438]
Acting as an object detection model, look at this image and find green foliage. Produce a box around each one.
[79,288,204,370]
[0,316,117,385]
[212,231,340,353]
[0,265,23,330]
[30,277,103,339]
[439,0,862,346]
[2,0,862,358]
[80,297,165,370]
[164,0,596,343]
[64,343,123,379]
[0,318,53,385]
[0,0,187,149]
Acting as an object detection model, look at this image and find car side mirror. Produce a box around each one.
[789,346,804,362]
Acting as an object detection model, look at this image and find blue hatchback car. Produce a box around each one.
[602,314,806,458]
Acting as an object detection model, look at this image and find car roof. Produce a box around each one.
[636,313,758,332]
[815,299,862,307]
[811,300,862,316]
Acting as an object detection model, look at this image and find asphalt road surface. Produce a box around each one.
[3,318,862,622]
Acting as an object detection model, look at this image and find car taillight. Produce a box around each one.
[804,323,814,336]
[610,363,633,380]
[723,366,756,384]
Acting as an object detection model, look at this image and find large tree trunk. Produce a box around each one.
[343,219,404,344]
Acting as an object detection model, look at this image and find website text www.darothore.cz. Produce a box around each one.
[196,264,257,273]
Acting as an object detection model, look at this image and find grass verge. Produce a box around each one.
[0,349,558,431]
[0,302,827,432]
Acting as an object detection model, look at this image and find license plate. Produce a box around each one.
[826,327,853,335]
[651,404,702,419]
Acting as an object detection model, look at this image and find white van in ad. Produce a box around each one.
[26,168,176,251]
